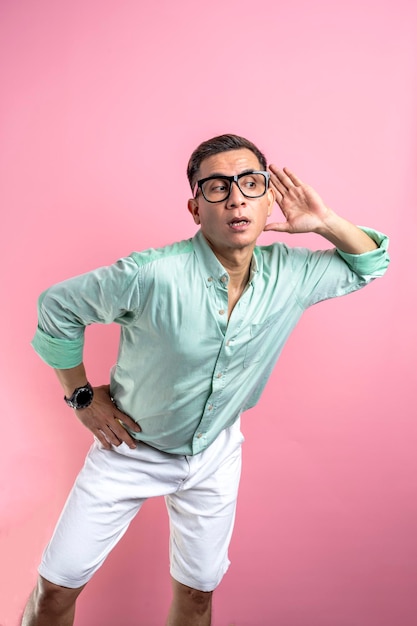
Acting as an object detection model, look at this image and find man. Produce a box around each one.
[22,134,389,626]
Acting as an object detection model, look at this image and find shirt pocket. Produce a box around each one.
[243,312,281,368]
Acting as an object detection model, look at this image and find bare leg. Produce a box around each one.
[166,577,213,626]
[21,576,85,626]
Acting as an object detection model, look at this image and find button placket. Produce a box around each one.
[191,268,253,454]
[210,276,228,332]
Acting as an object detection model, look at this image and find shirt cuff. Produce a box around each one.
[336,227,390,278]
[31,327,84,369]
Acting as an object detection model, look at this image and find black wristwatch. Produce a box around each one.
[64,382,94,410]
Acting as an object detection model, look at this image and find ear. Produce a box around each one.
[187,198,201,224]
[266,187,275,217]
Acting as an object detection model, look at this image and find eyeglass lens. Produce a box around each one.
[201,173,267,202]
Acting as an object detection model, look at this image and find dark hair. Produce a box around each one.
[187,133,267,190]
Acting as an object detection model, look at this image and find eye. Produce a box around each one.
[239,174,265,193]
[204,178,230,194]
[240,175,258,189]
[212,183,227,192]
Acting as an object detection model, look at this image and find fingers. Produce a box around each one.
[95,429,114,450]
[79,411,139,450]
[269,164,302,185]
[263,222,291,233]
[268,164,303,197]
[111,401,142,448]
[112,404,141,433]
[96,422,124,450]
[76,388,142,450]
[108,417,137,448]
[282,167,303,186]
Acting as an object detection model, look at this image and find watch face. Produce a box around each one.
[74,387,93,408]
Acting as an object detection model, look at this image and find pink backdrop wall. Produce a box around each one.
[1,1,416,624]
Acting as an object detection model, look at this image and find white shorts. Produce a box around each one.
[39,420,244,592]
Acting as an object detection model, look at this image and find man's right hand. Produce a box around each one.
[74,384,141,450]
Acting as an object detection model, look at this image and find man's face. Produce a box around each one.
[188,148,274,257]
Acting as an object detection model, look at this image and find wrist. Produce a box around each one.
[315,213,378,253]
[64,382,94,410]
[313,208,341,237]
[55,363,89,399]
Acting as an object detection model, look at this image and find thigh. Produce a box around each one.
[166,437,242,592]
[39,440,185,588]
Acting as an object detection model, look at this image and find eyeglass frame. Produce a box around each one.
[193,170,271,203]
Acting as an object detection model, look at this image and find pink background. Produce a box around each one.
[1,1,416,624]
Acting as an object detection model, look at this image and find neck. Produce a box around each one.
[209,243,254,290]
[203,237,255,319]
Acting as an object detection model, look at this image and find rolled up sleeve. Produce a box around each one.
[290,227,390,308]
[336,227,390,279]
[31,257,141,369]
[31,325,85,369]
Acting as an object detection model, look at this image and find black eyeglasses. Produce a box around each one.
[194,170,270,203]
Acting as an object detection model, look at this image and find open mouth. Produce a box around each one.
[228,218,250,228]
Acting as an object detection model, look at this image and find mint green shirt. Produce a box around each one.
[32,228,389,455]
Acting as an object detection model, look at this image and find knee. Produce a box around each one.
[34,576,84,613]
[180,584,213,614]
[189,587,212,605]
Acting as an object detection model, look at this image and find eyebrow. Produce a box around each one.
[202,169,256,179]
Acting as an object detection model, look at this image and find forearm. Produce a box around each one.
[267,166,381,254]
[315,211,378,254]
[55,363,89,397]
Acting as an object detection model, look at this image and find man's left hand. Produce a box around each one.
[264,165,332,234]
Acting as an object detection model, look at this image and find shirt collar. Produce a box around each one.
[192,229,260,287]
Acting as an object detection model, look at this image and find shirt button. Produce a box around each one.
[197,433,203,438]
[208,404,213,411]
[207,277,213,282]
[221,276,227,283]
[219,309,225,315]
[217,372,222,378]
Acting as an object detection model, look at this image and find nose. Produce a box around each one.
[225,181,246,209]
